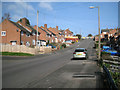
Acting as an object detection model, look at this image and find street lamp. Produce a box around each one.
[89,6,101,60]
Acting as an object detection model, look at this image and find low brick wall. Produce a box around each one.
[1,44,52,55]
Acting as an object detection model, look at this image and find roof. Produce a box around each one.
[26,24,40,34]
[39,27,50,35]
[101,29,109,33]
[9,20,31,34]
[48,27,59,35]
[47,29,56,36]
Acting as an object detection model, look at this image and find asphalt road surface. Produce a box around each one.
[2,39,103,88]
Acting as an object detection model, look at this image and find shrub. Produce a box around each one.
[62,43,66,48]
[72,42,75,44]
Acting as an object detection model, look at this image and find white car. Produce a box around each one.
[73,48,88,59]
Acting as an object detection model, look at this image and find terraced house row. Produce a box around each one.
[0,18,73,47]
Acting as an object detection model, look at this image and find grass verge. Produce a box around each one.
[0,52,34,56]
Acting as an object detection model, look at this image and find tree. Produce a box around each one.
[88,34,92,37]
[76,34,82,40]
[2,13,11,22]
[19,18,30,25]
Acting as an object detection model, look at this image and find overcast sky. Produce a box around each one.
[1,1,119,36]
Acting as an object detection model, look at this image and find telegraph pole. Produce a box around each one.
[36,10,39,47]
[98,6,101,60]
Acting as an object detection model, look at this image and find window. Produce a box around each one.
[11,41,17,45]
[32,40,35,45]
[32,32,35,35]
[103,32,107,34]
[26,41,30,46]
[1,31,6,36]
[16,29,19,32]
[52,40,53,42]
[21,31,24,35]
[26,33,30,37]
[21,41,24,45]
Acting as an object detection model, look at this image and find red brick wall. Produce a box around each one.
[0,19,21,45]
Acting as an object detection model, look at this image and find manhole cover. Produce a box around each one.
[73,73,95,78]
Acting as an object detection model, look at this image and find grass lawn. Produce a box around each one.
[1,52,34,56]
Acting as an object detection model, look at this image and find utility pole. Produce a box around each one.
[36,10,39,47]
[98,6,101,60]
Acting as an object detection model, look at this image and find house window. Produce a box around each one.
[21,41,24,45]
[103,32,107,34]
[1,31,6,36]
[21,31,24,35]
[26,33,30,37]
[16,29,19,32]
[32,32,35,35]
[32,40,35,45]
[10,41,17,45]
[26,41,30,46]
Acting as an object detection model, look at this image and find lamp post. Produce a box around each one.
[89,6,101,60]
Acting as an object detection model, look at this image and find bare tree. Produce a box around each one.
[2,13,11,22]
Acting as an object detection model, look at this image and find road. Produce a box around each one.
[2,39,103,88]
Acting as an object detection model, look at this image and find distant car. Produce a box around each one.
[46,44,56,48]
[73,48,88,59]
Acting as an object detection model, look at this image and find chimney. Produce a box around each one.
[44,24,47,29]
[56,26,58,30]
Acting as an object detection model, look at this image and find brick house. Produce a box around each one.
[64,28,73,37]
[95,28,117,42]
[48,26,65,43]
[0,18,40,46]
[40,24,56,43]
[33,25,52,46]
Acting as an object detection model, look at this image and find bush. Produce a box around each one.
[72,42,75,44]
[62,43,66,48]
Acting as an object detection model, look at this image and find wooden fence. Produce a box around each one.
[1,44,52,55]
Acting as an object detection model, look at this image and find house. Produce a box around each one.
[48,26,65,43]
[0,18,40,46]
[41,24,56,43]
[100,29,109,42]
[64,28,73,37]
[17,18,40,46]
[33,25,51,46]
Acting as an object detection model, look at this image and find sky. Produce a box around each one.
[1,1,119,37]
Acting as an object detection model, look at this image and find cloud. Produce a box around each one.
[6,2,35,21]
[39,2,53,11]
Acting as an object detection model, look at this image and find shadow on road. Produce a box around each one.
[71,58,87,60]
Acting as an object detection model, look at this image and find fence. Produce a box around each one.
[1,44,52,55]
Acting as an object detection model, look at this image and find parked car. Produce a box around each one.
[73,48,88,59]
[46,44,56,48]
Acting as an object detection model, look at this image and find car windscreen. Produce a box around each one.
[75,49,84,52]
